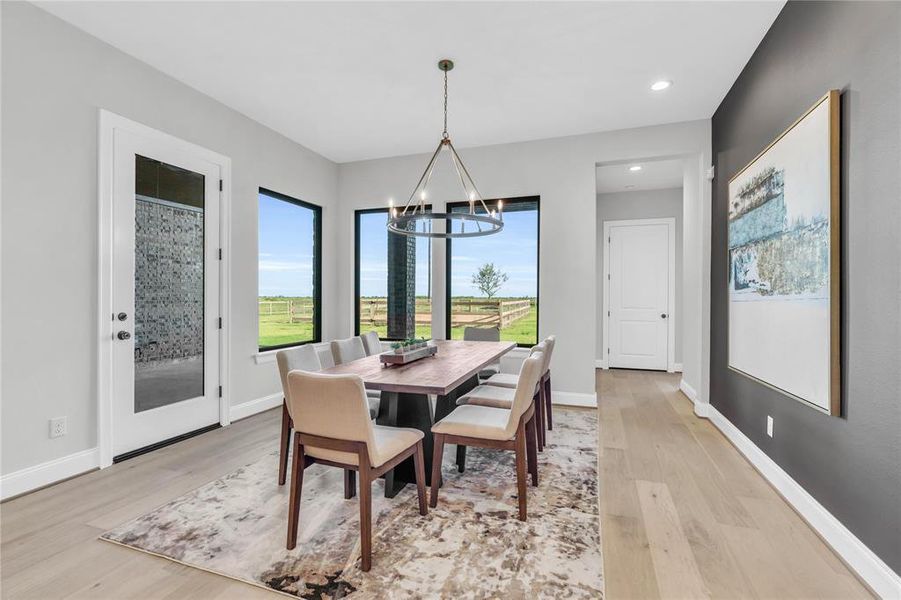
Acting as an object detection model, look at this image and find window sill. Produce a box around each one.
[254,350,279,364]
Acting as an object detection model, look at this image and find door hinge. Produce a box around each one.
[219,179,223,191]
[607,273,610,280]
[218,386,223,398]
[218,248,222,260]
[607,348,610,354]
[608,236,611,243]
[607,310,610,316]
[218,317,222,329]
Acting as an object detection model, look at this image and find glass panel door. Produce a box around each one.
[133,156,205,412]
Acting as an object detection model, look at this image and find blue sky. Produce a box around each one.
[258,192,315,296]
[259,193,538,298]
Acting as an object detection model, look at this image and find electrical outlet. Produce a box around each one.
[766,415,774,438]
[50,417,67,439]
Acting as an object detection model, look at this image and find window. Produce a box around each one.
[355,208,432,340]
[258,188,321,350]
[446,196,539,347]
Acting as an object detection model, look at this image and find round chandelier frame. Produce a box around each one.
[386,59,503,239]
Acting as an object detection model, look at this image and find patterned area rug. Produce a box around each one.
[101,407,602,598]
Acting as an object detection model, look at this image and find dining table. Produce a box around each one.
[320,339,515,497]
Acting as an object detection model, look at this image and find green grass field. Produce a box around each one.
[259,296,537,348]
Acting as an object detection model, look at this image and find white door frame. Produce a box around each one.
[97,110,232,468]
[602,217,676,372]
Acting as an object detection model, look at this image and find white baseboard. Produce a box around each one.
[595,359,608,369]
[0,448,100,501]
[552,391,597,408]
[230,392,282,422]
[679,378,709,418]
[673,362,683,372]
[708,406,901,599]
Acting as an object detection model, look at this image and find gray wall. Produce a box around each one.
[711,1,901,571]
[1,3,340,475]
[596,187,683,365]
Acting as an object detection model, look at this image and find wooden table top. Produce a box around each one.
[320,339,516,395]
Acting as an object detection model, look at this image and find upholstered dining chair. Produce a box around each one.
[331,336,380,419]
[456,342,548,454]
[331,336,367,364]
[361,330,382,356]
[482,336,555,444]
[276,345,322,487]
[285,370,428,571]
[429,352,544,521]
[463,326,501,380]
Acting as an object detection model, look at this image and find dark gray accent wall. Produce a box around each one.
[711,1,901,572]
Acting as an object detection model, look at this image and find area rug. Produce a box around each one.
[101,407,602,598]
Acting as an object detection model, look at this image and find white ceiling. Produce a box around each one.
[596,159,684,194]
[36,1,784,163]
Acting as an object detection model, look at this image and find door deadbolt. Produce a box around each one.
[660,313,668,319]
[117,312,128,321]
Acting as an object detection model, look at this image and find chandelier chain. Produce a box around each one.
[442,69,449,139]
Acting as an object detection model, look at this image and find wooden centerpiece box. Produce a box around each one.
[379,340,438,366]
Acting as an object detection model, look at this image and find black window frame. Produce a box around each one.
[445,195,540,348]
[257,187,322,352]
[354,206,433,341]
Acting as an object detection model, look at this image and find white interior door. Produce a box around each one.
[607,220,672,370]
[111,129,221,457]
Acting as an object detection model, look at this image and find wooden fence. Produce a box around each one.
[357,298,532,329]
[258,299,314,323]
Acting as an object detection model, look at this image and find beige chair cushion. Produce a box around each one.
[331,337,366,365]
[361,331,382,356]
[304,424,422,467]
[287,370,421,467]
[456,384,514,409]
[482,372,519,389]
[431,405,513,440]
[478,362,500,380]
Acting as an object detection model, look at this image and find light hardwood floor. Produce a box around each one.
[0,371,871,598]
[598,368,871,599]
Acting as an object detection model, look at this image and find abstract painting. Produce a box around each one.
[728,90,840,414]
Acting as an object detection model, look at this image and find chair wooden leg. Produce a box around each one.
[514,426,528,521]
[525,415,539,487]
[278,401,291,485]
[286,438,304,549]
[358,467,372,572]
[535,389,546,452]
[545,375,553,431]
[430,434,445,508]
[456,444,466,473]
[344,469,356,499]
[412,442,428,516]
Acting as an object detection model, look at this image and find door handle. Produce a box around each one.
[660,313,668,319]
[117,331,132,340]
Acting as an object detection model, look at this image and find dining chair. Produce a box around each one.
[429,352,544,521]
[331,336,367,364]
[276,345,322,487]
[331,336,380,418]
[361,330,382,356]
[456,342,548,453]
[463,326,501,380]
[285,370,428,571]
[482,335,555,443]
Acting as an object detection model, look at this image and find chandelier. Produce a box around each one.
[387,59,503,238]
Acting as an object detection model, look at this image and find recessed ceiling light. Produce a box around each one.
[629,165,642,172]
[651,80,672,91]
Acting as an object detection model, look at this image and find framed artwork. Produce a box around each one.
[727,90,840,415]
